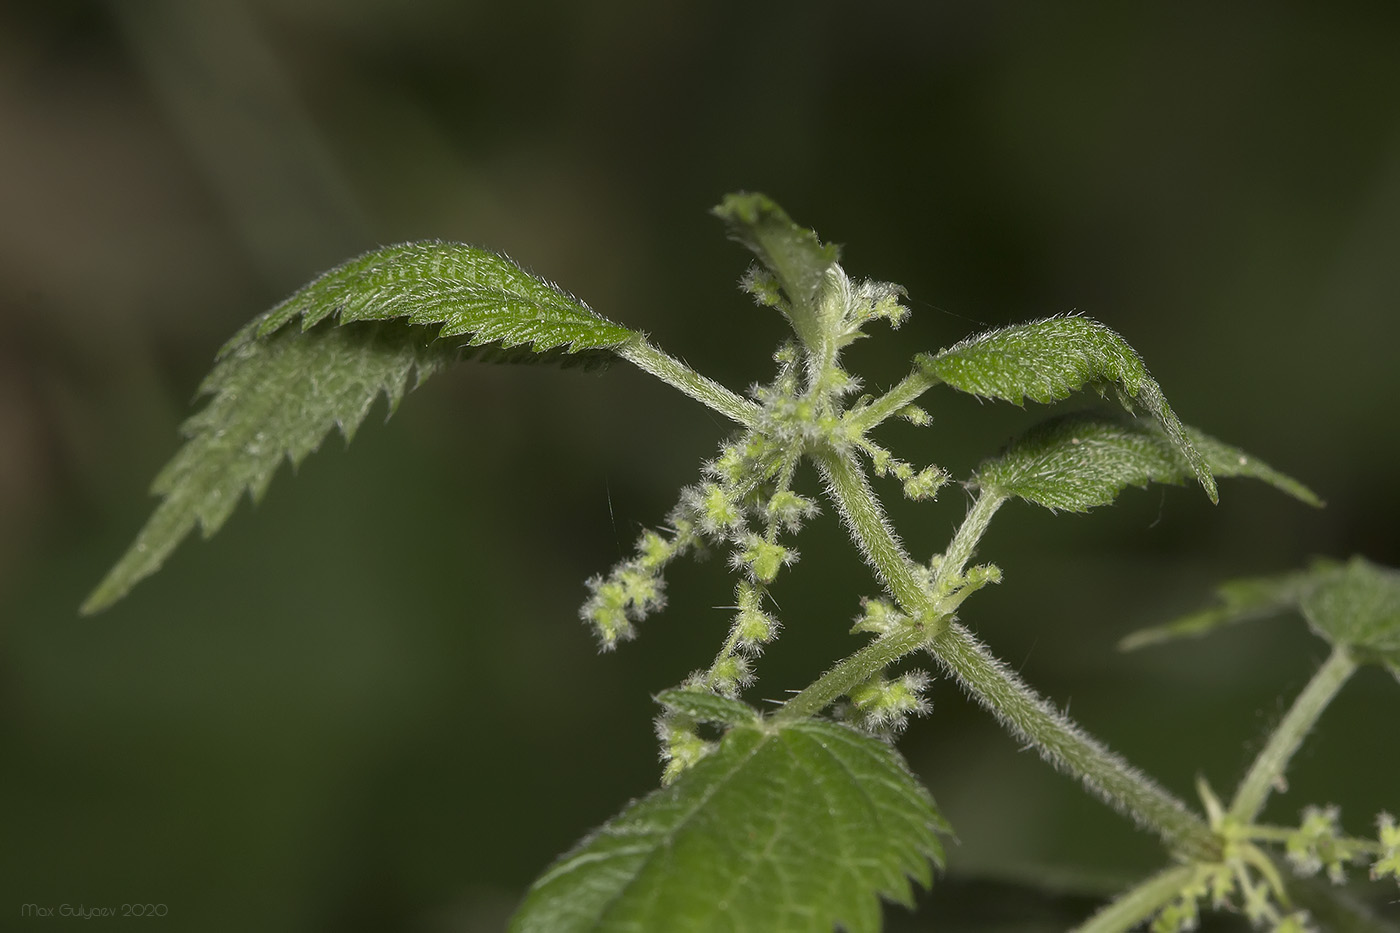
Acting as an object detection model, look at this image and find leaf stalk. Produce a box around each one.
[1228,644,1358,825]
[847,367,940,432]
[1070,863,1199,933]
[618,337,759,427]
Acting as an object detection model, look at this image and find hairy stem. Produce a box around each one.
[932,622,1218,860]
[618,337,759,427]
[776,625,930,722]
[815,446,1214,860]
[934,489,1007,587]
[846,366,940,432]
[813,450,928,612]
[1228,644,1358,825]
[1071,864,1198,933]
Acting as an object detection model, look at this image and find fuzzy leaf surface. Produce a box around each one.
[921,316,1217,502]
[511,719,949,933]
[83,322,455,613]
[247,240,636,355]
[713,192,839,353]
[976,412,1317,513]
[85,244,636,613]
[656,689,760,726]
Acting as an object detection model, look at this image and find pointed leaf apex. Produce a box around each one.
[977,412,1316,515]
[86,242,639,613]
[713,192,840,352]
[923,315,1217,497]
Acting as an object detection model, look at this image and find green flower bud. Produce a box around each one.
[658,719,716,785]
[902,465,949,501]
[581,577,635,648]
[765,490,818,531]
[1370,812,1399,883]
[737,537,793,584]
[897,405,930,426]
[851,598,905,636]
[710,654,753,697]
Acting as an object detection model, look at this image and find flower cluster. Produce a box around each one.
[844,671,932,738]
[1149,864,1314,933]
[656,713,715,786]
[580,526,695,649]
[1373,812,1400,884]
[1285,805,1367,883]
[861,441,950,502]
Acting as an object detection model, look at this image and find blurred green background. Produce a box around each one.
[2,2,1398,930]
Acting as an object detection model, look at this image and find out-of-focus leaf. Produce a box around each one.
[1124,557,1400,679]
[83,321,453,613]
[511,718,950,933]
[1301,557,1400,671]
[1121,561,1338,651]
[85,243,637,613]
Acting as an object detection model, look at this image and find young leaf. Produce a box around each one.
[82,322,453,614]
[1120,561,1338,651]
[713,192,840,355]
[249,240,637,355]
[975,412,1318,514]
[511,719,950,933]
[920,316,1217,502]
[655,688,760,726]
[85,243,639,614]
[1124,556,1400,679]
[1301,557,1400,672]
[1185,431,1322,508]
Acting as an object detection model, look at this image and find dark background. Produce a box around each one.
[2,2,1398,930]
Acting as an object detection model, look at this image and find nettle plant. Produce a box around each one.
[86,194,1399,932]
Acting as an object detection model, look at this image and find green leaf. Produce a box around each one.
[1123,556,1400,676]
[84,244,638,614]
[1185,431,1322,508]
[511,719,950,933]
[82,321,453,614]
[1301,557,1400,670]
[975,412,1318,514]
[920,316,1217,503]
[656,689,760,726]
[1120,561,1337,651]
[713,192,840,354]
[247,240,637,355]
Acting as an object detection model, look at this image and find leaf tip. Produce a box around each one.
[1295,485,1326,509]
[80,535,168,616]
[78,589,111,616]
[1118,629,1160,652]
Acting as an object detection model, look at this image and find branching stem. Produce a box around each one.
[813,449,928,612]
[934,488,1006,587]
[812,445,1217,861]
[931,623,1218,860]
[846,366,940,432]
[1070,863,1198,933]
[776,625,930,722]
[1228,644,1358,825]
